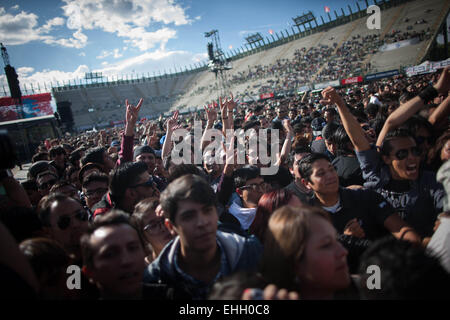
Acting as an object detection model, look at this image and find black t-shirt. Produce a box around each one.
[332,155,364,187]
[309,188,395,240]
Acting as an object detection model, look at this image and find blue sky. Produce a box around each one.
[0,0,394,92]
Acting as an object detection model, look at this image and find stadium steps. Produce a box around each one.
[107,86,121,105]
[311,19,360,83]
[133,84,147,99]
[415,0,450,64]
[154,80,161,97]
[169,76,180,96]
[361,3,407,70]
[80,88,94,108]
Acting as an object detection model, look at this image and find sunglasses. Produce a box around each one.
[143,218,165,235]
[130,177,155,189]
[240,182,267,191]
[57,209,89,230]
[393,146,422,160]
[415,136,433,145]
[38,179,57,190]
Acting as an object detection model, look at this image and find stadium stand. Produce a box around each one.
[48,0,447,131]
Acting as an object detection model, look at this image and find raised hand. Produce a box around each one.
[434,66,450,94]
[320,86,345,107]
[125,98,143,125]
[165,110,181,132]
[282,119,293,135]
[222,93,237,112]
[204,103,217,123]
[343,218,366,238]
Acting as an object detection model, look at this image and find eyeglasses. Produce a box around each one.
[143,218,165,234]
[241,182,267,191]
[393,146,422,160]
[361,125,371,131]
[85,187,108,198]
[38,179,57,190]
[57,209,89,230]
[415,136,433,145]
[130,177,154,189]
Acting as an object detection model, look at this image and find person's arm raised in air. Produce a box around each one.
[201,103,218,151]
[274,119,294,167]
[376,67,450,148]
[117,98,143,165]
[161,111,182,162]
[219,94,236,137]
[428,95,450,130]
[320,86,370,152]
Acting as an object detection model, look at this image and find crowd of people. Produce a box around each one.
[187,25,430,104]
[1,65,450,300]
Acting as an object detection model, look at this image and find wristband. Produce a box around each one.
[418,86,438,104]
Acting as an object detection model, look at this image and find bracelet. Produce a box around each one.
[418,86,438,104]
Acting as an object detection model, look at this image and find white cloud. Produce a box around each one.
[92,49,208,77]
[17,67,35,76]
[0,9,41,45]
[11,5,19,11]
[96,48,123,59]
[0,65,90,89]
[0,7,85,48]
[39,17,65,34]
[43,29,88,49]
[79,52,86,56]
[61,0,191,51]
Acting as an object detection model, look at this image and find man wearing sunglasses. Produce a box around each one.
[321,84,445,242]
[37,193,89,263]
[92,162,159,219]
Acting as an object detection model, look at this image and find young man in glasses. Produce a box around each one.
[143,174,262,299]
[81,172,109,210]
[49,146,67,179]
[320,82,446,242]
[92,162,159,219]
[37,193,89,263]
[36,171,58,198]
[224,165,268,233]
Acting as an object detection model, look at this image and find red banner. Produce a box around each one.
[260,92,274,100]
[341,76,363,85]
[0,93,53,121]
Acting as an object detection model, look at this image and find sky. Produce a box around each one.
[0,0,383,95]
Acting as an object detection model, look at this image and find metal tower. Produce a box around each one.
[204,30,232,98]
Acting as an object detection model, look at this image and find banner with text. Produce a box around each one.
[405,59,450,77]
[365,70,400,81]
[341,76,363,85]
[259,92,274,100]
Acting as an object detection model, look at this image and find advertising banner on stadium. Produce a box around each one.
[379,37,420,52]
[259,92,274,100]
[341,76,363,85]
[364,70,399,81]
[314,80,340,90]
[0,93,53,122]
[405,59,450,77]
